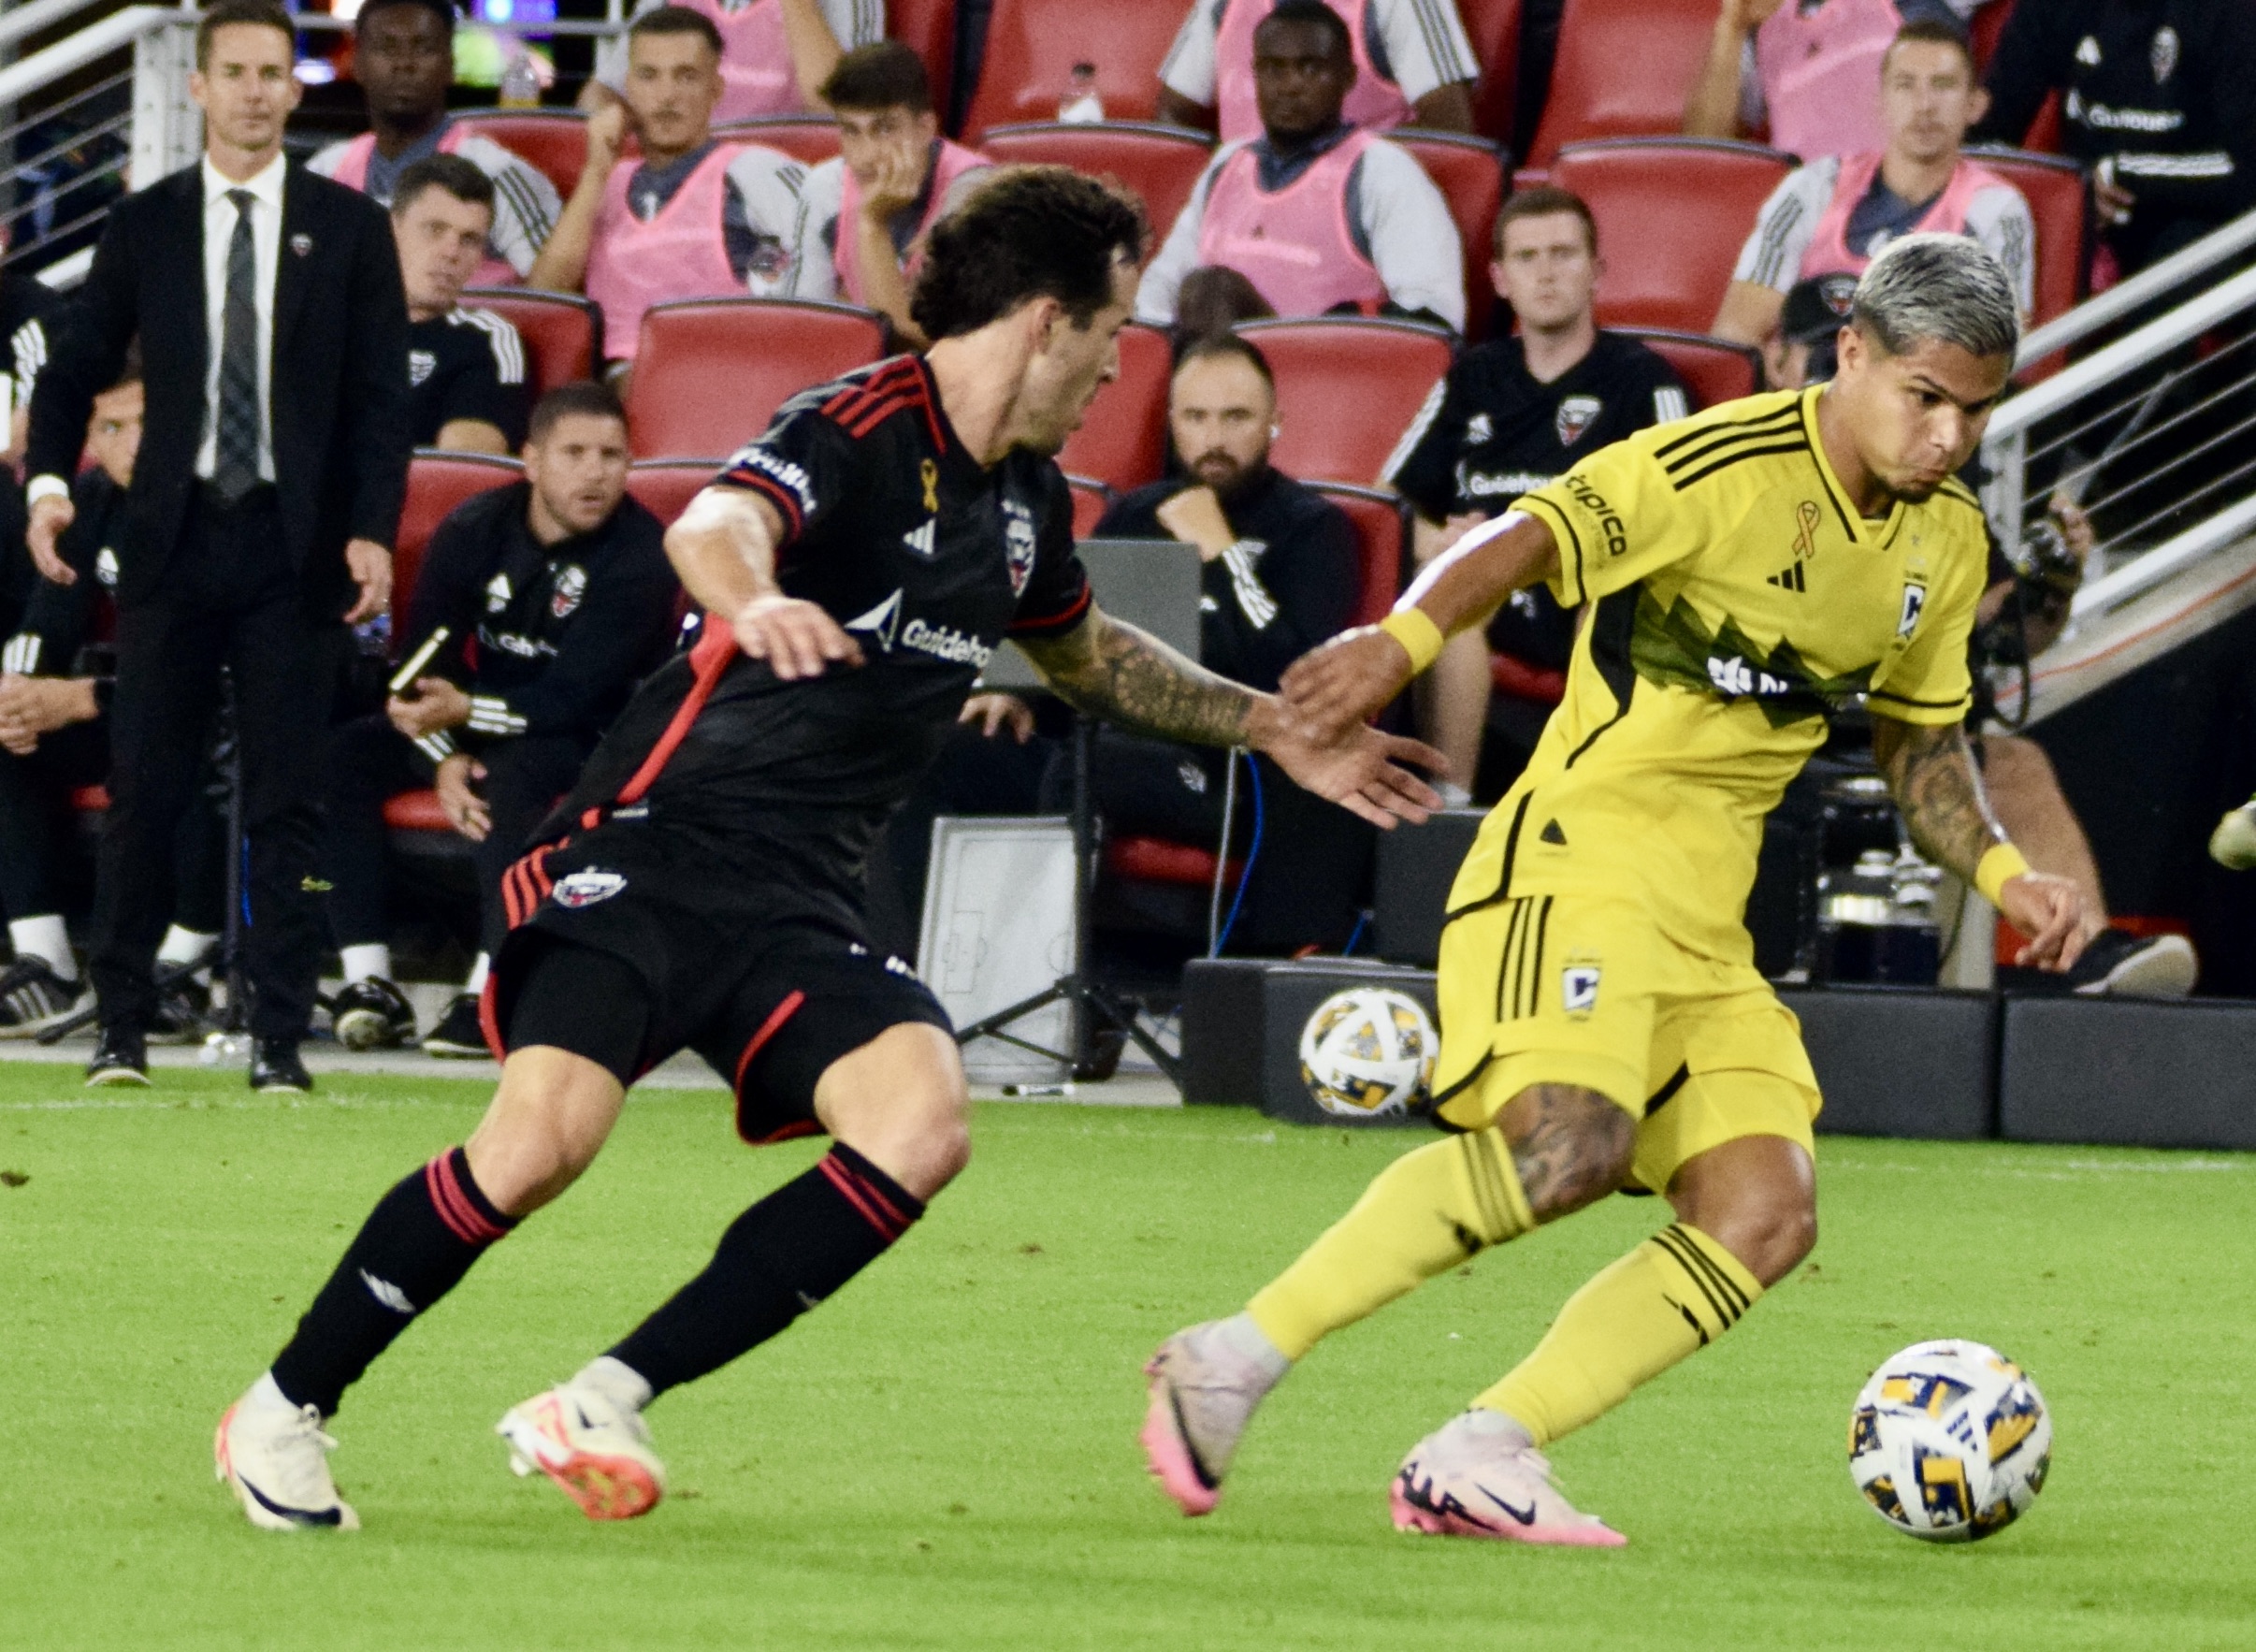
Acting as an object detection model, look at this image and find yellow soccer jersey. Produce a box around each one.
[1448,385,1989,962]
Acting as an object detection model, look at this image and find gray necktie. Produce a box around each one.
[213,188,262,502]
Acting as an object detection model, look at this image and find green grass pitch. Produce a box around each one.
[4,1062,2254,1650]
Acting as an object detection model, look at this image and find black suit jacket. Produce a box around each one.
[26,160,412,619]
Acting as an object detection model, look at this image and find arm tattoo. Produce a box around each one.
[1017,611,1257,747]
[1872,717,2006,882]
[1507,1085,1633,1221]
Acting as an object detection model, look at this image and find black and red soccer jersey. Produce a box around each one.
[543,355,1091,918]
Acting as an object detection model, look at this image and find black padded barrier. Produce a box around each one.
[1999,994,2256,1151]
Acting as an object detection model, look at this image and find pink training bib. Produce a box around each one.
[1195,129,1384,318]
[1754,0,1899,161]
[586,143,745,361]
[1800,152,2009,278]
[682,0,803,123]
[327,125,517,286]
[1214,0,1413,146]
[834,139,988,306]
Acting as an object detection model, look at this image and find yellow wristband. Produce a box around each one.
[1974,843,2031,907]
[1378,607,1446,674]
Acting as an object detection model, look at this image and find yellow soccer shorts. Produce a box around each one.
[1430,888,1821,1195]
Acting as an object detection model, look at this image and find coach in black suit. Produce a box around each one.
[25,0,411,1092]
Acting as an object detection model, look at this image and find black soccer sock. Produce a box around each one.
[269,1147,518,1416]
[606,1144,925,1398]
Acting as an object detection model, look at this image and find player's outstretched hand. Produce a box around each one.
[1999,869,2088,971]
[1259,709,1447,830]
[734,594,864,679]
[1280,626,1417,744]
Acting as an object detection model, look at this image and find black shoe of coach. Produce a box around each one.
[250,1038,314,1096]
[85,1025,150,1089]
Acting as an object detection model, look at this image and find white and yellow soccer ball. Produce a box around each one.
[1848,1339,2051,1543]
[1297,987,1436,1119]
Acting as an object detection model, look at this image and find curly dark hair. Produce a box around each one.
[909,167,1147,343]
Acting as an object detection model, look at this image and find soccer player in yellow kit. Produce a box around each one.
[1139,235,2090,1545]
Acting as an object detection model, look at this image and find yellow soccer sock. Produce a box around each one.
[1247,1129,1534,1361]
[1475,1222,1764,1446]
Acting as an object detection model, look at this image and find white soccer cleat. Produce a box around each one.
[213,1376,360,1531]
[497,1382,666,1521]
[1391,1413,1627,1547]
[2211,803,2256,871]
[1139,1318,1286,1516]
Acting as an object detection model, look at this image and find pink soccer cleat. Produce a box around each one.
[1140,1319,1285,1516]
[1391,1413,1627,1547]
[497,1383,666,1521]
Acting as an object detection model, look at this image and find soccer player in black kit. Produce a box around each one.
[214,167,1444,1532]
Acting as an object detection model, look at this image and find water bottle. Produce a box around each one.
[499,48,542,109]
[1057,63,1104,123]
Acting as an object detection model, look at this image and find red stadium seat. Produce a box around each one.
[889,0,959,123]
[1392,131,1506,340]
[1065,474,1112,539]
[961,0,1179,139]
[1551,138,1794,332]
[1613,327,1761,409]
[978,122,1215,241]
[626,298,888,460]
[1101,483,1405,896]
[1238,317,1454,485]
[461,287,601,396]
[395,450,523,618]
[1056,321,1172,489]
[455,110,590,198]
[1524,0,1718,169]
[1967,144,2088,337]
[382,789,453,833]
[626,460,716,527]
[715,116,842,165]
[1458,0,1524,145]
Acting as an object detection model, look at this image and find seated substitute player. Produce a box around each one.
[1712,21,2033,354]
[528,7,805,376]
[391,157,531,455]
[214,166,1441,1532]
[1154,0,1482,141]
[308,0,562,285]
[0,362,227,1036]
[781,43,991,348]
[1385,186,1690,797]
[1684,0,1979,162]
[1140,235,2090,1545]
[321,382,679,1059]
[0,224,62,467]
[1136,0,1465,334]
[583,0,881,124]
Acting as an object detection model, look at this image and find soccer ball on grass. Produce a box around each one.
[1297,987,1436,1119]
[1848,1339,2051,1543]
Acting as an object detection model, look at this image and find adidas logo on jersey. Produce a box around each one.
[902,519,937,558]
[1766,561,1807,591]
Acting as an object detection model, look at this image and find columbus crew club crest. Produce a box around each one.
[1555,395,1604,448]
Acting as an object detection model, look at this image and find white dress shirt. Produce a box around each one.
[196,151,285,484]
[25,151,290,511]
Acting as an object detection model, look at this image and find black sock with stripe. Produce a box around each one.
[606,1144,924,1398]
[269,1147,517,1416]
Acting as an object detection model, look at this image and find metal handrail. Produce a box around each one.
[291,13,626,37]
[2074,491,2256,616]
[0,5,176,108]
[0,0,165,57]
[1985,263,2256,443]
[2017,206,2256,368]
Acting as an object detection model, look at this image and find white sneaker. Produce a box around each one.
[1391,1412,1626,1547]
[1139,1317,1288,1516]
[2212,803,2256,870]
[497,1382,666,1521]
[214,1375,360,1531]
